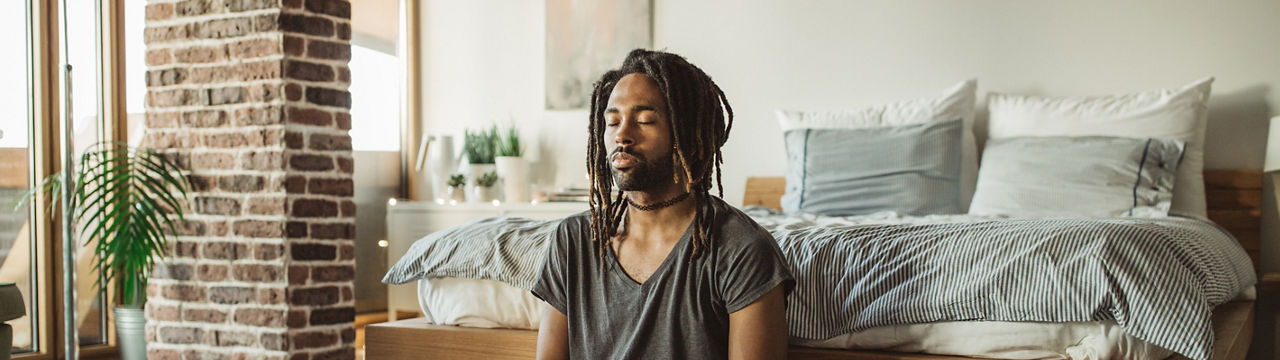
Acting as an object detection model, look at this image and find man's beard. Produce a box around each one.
[611,148,675,192]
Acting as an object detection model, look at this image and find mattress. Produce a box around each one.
[417,277,1256,360]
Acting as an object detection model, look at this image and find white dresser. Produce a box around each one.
[384,200,589,319]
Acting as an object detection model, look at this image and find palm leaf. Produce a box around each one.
[132,175,182,237]
[23,142,191,308]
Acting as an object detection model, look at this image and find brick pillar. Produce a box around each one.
[142,1,355,359]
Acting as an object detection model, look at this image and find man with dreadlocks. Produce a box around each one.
[530,49,795,359]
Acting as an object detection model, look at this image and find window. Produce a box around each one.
[347,5,404,313]
[0,0,36,354]
[6,0,126,358]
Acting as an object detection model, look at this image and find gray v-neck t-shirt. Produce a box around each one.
[530,197,795,360]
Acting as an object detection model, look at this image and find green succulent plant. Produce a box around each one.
[447,173,466,187]
[476,171,499,187]
[464,125,499,164]
[496,125,523,157]
[19,142,190,308]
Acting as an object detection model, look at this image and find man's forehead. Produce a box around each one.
[607,73,665,108]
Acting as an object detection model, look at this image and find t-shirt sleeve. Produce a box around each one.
[529,220,570,314]
[718,230,796,314]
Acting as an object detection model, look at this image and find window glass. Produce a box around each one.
[125,0,145,146]
[65,0,107,346]
[349,44,401,151]
[0,0,35,354]
[348,2,401,314]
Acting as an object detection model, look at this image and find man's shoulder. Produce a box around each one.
[561,209,592,227]
[552,210,595,246]
[708,197,776,249]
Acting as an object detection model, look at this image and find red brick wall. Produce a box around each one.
[142,1,355,359]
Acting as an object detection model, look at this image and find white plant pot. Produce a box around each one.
[115,307,146,360]
[447,186,466,203]
[472,186,499,203]
[495,156,529,203]
[466,163,496,203]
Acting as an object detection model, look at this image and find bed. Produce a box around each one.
[368,169,1260,360]
[372,80,1260,359]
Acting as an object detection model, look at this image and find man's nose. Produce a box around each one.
[614,120,635,146]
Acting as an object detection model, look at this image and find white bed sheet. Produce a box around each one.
[795,321,1172,360]
[415,277,1264,359]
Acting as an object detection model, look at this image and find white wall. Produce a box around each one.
[419,0,590,194]
[659,0,1280,205]
[419,0,1280,205]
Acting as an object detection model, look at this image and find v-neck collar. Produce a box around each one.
[606,218,696,289]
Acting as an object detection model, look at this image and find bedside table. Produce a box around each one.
[384,201,589,319]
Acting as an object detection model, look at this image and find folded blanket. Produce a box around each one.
[383,210,1256,360]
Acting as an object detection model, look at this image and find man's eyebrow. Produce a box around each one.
[603,105,658,113]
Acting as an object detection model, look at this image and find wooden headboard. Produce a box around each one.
[1204,170,1262,265]
[743,170,1263,265]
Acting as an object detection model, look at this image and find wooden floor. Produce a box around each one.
[366,300,1254,360]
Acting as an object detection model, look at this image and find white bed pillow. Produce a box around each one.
[969,136,1185,218]
[986,78,1213,218]
[777,79,979,211]
[781,120,964,216]
[417,277,542,330]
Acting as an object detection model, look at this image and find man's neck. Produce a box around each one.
[621,185,697,245]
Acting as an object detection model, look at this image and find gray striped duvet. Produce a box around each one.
[382,210,1255,360]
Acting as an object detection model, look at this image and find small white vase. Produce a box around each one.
[472,186,498,203]
[447,186,466,202]
[495,156,529,203]
[422,134,458,201]
[466,163,496,203]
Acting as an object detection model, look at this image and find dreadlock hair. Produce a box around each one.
[586,49,735,264]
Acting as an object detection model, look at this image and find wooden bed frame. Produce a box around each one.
[368,170,1261,360]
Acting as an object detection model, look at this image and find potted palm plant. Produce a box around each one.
[494,125,528,202]
[21,142,188,360]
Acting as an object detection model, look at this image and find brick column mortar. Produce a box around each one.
[142,1,355,359]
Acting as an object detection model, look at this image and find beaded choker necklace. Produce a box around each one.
[625,192,691,211]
